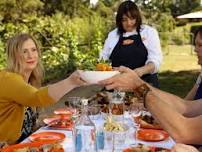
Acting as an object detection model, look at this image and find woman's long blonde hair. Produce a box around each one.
[6,33,44,88]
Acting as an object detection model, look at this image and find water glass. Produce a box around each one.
[88,104,101,121]
[65,97,81,120]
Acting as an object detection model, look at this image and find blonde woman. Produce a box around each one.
[0,33,85,143]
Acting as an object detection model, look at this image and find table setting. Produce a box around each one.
[1,63,175,152]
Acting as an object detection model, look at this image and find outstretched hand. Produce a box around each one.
[99,66,144,92]
[68,70,87,88]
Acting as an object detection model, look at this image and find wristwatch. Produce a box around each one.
[134,83,151,108]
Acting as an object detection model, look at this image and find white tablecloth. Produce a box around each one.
[23,114,175,152]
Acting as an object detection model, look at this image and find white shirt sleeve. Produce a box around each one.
[142,26,163,74]
[99,29,119,60]
[99,35,111,60]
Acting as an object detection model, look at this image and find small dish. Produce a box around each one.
[29,132,65,142]
[137,129,169,142]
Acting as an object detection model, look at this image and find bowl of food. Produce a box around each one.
[78,70,119,84]
[79,61,120,84]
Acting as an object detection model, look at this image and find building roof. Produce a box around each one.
[177,11,202,19]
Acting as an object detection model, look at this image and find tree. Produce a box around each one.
[42,0,92,18]
[0,0,43,22]
[170,0,201,17]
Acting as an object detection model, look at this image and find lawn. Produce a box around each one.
[159,44,201,97]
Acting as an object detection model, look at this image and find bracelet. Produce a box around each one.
[134,83,151,108]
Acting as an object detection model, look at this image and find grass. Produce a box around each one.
[159,44,201,97]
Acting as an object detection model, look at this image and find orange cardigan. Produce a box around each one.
[0,71,55,143]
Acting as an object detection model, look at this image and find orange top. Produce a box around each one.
[0,71,55,143]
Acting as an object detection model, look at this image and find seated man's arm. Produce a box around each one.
[150,85,202,117]
[145,91,202,144]
[151,86,187,114]
[183,99,202,117]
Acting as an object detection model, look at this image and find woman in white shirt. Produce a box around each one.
[100,0,162,87]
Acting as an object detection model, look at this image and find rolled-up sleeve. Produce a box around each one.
[144,28,163,73]
[0,73,55,107]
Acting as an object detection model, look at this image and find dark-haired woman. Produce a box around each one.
[100,0,162,87]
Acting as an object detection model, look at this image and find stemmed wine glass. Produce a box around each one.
[65,97,82,122]
[129,103,141,145]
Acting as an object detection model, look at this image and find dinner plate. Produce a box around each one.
[137,129,169,142]
[29,132,65,142]
[1,141,64,152]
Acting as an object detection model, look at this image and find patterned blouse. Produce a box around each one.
[17,107,38,142]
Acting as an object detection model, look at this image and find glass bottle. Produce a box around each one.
[74,99,97,152]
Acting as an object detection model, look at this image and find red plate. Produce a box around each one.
[29,132,65,142]
[54,108,76,115]
[1,141,64,152]
[137,129,169,142]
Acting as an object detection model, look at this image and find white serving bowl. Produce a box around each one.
[78,70,120,84]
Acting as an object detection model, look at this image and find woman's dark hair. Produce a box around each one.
[116,0,142,34]
[194,26,202,45]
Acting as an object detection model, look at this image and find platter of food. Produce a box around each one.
[43,115,73,130]
[1,141,64,152]
[123,144,171,152]
[134,113,162,130]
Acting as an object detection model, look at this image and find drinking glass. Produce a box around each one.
[88,104,101,121]
[109,90,125,122]
[65,97,81,121]
[129,103,141,145]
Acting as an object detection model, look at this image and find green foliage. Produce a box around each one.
[0,10,112,82]
[0,0,200,83]
[170,0,200,17]
[0,0,43,21]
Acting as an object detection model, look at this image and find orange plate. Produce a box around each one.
[54,108,76,115]
[137,129,169,142]
[29,132,65,142]
[2,141,64,152]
